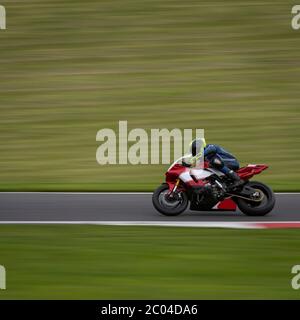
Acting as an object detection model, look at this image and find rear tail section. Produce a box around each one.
[237,164,268,180]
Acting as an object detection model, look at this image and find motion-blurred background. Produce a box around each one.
[1,0,299,191]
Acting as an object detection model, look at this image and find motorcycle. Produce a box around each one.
[152,158,275,216]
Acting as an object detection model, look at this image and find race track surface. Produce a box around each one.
[0,192,299,222]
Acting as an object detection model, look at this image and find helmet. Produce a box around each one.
[189,138,207,157]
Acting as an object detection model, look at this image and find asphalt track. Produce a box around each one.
[0,192,299,222]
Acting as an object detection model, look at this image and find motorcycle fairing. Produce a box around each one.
[237,164,268,180]
[213,198,237,211]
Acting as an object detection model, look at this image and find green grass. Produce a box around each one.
[0,225,300,299]
[0,0,300,191]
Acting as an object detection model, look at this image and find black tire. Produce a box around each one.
[235,181,275,216]
[152,183,189,216]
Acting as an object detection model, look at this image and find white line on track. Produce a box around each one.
[0,221,299,229]
[0,221,262,228]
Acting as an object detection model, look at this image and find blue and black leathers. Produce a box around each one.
[204,144,240,174]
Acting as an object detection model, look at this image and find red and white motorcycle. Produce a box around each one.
[152,158,275,216]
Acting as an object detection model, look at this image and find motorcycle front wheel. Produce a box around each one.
[235,181,275,216]
[152,183,188,216]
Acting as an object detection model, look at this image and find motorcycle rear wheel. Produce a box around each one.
[235,181,275,216]
[152,183,188,216]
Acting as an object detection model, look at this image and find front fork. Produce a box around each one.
[172,179,180,193]
[167,179,180,199]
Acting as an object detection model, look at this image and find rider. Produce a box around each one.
[188,138,243,189]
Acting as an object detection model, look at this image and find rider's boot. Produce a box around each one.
[227,170,244,190]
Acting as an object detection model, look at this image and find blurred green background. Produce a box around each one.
[0,0,299,191]
[0,225,300,299]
